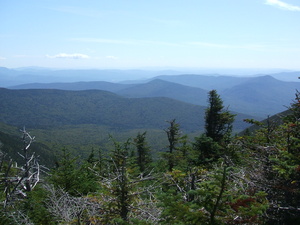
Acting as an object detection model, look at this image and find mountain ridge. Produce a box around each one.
[221,75,299,116]
[116,79,208,106]
[8,75,300,118]
[0,88,254,132]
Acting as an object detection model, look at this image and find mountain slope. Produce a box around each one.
[270,72,300,82]
[0,127,54,166]
[10,81,135,92]
[10,79,210,107]
[0,88,252,132]
[152,74,252,90]
[8,75,300,118]
[116,79,208,105]
[221,75,300,117]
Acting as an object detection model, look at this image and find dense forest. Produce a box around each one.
[1,89,300,224]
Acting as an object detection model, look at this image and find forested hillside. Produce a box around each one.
[221,75,300,116]
[10,80,135,92]
[10,74,300,117]
[116,79,208,106]
[1,69,300,224]
[152,74,252,90]
[1,89,300,224]
[0,130,54,166]
[0,88,251,131]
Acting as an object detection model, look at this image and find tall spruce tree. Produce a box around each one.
[133,132,152,174]
[49,148,80,196]
[164,119,181,171]
[205,90,235,143]
[193,90,235,166]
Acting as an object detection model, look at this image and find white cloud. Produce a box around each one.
[265,0,300,11]
[47,53,90,59]
[0,56,6,60]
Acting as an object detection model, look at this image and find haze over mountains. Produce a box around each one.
[1,67,299,86]
[0,67,189,87]
[3,66,300,118]
[1,66,300,160]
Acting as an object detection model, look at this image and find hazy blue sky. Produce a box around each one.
[1,0,300,70]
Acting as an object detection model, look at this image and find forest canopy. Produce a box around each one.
[1,89,300,224]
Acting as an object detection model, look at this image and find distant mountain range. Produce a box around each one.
[149,74,252,91]
[2,67,299,165]
[221,75,298,117]
[8,73,300,117]
[0,67,188,87]
[1,67,300,87]
[10,80,135,92]
[2,66,300,163]
[117,79,208,106]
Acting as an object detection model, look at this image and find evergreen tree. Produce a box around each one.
[105,139,131,223]
[205,90,235,143]
[102,138,159,224]
[133,132,152,174]
[159,161,268,225]
[268,91,300,223]
[49,148,98,196]
[239,90,300,223]
[193,134,221,166]
[76,150,101,194]
[49,148,78,192]
[194,91,235,166]
[164,119,181,171]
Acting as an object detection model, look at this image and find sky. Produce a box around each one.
[1,0,300,70]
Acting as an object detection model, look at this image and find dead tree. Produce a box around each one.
[1,127,41,208]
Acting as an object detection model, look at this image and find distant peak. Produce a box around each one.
[253,75,277,81]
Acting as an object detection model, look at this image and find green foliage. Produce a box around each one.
[0,212,15,225]
[193,134,221,166]
[49,148,79,194]
[23,185,56,225]
[205,90,235,143]
[0,130,54,167]
[159,190,207,225]
[49,147,99,196]
[0,88,208,132]
[238,90,300,223]
[133,131,152,173]
[77,155,101,194]
[101,139,133,223]
[4,88,300,224]
[163,119,182,171]
[159,162,268,225]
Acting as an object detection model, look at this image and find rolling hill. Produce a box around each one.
[220,75,300,117]
[151,74,252,91]
[0,127,55,166]
[9,80,135,92]
[116,79,208,106]
[10,75,300,118]
[0,88,252,132]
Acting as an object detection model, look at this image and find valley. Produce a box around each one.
[1,68,300,158]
